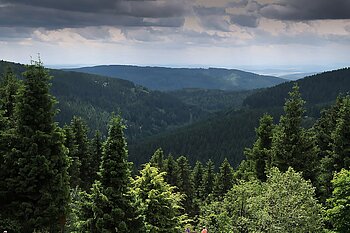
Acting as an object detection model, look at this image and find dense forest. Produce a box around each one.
[69,65,285,91]
[1,61,350,232]
[130,68,350,167]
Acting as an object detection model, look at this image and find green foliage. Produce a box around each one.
[69,116,94,190]
[2,61,70,232]
[200,168,324,232]
[132,164,185,232]
[91,116,143,232]
[149,148,165,171]
[176,156,195,216]
[327,169,350,233]
[201,160,215,199]
[214,158,234,199]
[164,154,178,187]
[272,84,318,182]
[245,114,274,181]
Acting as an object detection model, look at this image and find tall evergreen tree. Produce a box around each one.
[63,124,81,188]
[192,161,204,200]
[245,114,274,181]
[0,67,21,121]
[4,61,70,232]
[214,158,234,199]
[70,116,93,190]
[132,164,184,232]
[176,156,194,216]
[90,130,103,183]
[92,116,143,232]
[201,159,215,199]
[315,96,347,201]
[150,148,165,171]
[164,154,178,187]
[272,84,317,182]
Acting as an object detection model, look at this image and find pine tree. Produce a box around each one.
[176,156,194,216]
[164,154,178,187]
[272,84,317,182]
[92,116,143,232]
[214,158,234,199]
[132,164,184,232]
[5,61,70,232]
[245,114,274,181]
[150,148,165,171]
[201,159,215,199]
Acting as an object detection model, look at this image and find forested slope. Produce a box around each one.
[130,67,350,167]
[0,61,207,141]
[70,65,285,91]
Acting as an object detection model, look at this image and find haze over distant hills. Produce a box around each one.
[68,65,286,91]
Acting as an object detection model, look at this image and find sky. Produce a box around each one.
[1,0,350,72]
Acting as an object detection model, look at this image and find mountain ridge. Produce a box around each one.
[68,65,286,91]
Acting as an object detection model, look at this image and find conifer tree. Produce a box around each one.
[90,130,103,183]
[192,161,204,200]
[70,116,93,190]
[164,154,178,187]
[214,158,234,198]
[0,67,21,121]
[63,124,81,188]
[176,156,195,216]
[5,61,70,232]
[315,96,347,201]
[150,148,165,171]
[132,164,184,232]
[201,159,215,199]
[272,84,317,182]
[92,116,143,232]
[245,114,274,181]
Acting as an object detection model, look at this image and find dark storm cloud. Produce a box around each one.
[260,0,350,21]
[0,0,187,29]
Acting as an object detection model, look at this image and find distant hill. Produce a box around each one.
[68,65,285,91]
[0,60,208,141]
[130,67,350,167]
[243,68,350,109]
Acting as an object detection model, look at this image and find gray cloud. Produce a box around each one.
[230,14,259,27]
[0,0,187,29]
[260,0,350,21]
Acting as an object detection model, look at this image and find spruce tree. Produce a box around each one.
[176,156,194,216]
[315,96,346,201]
[272,84,317,182]
[245,114,274,181]
[164,154,178,187]
[92,116,143,232]
[150,148,165,171]
[0,67,21,121]
[201,159,215,199]
[5,61,70,232]
[132,164,184,232]
[192,161,204,200]
[214,158,234,199]
[90,130,103,183]
[70,116,93,190]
